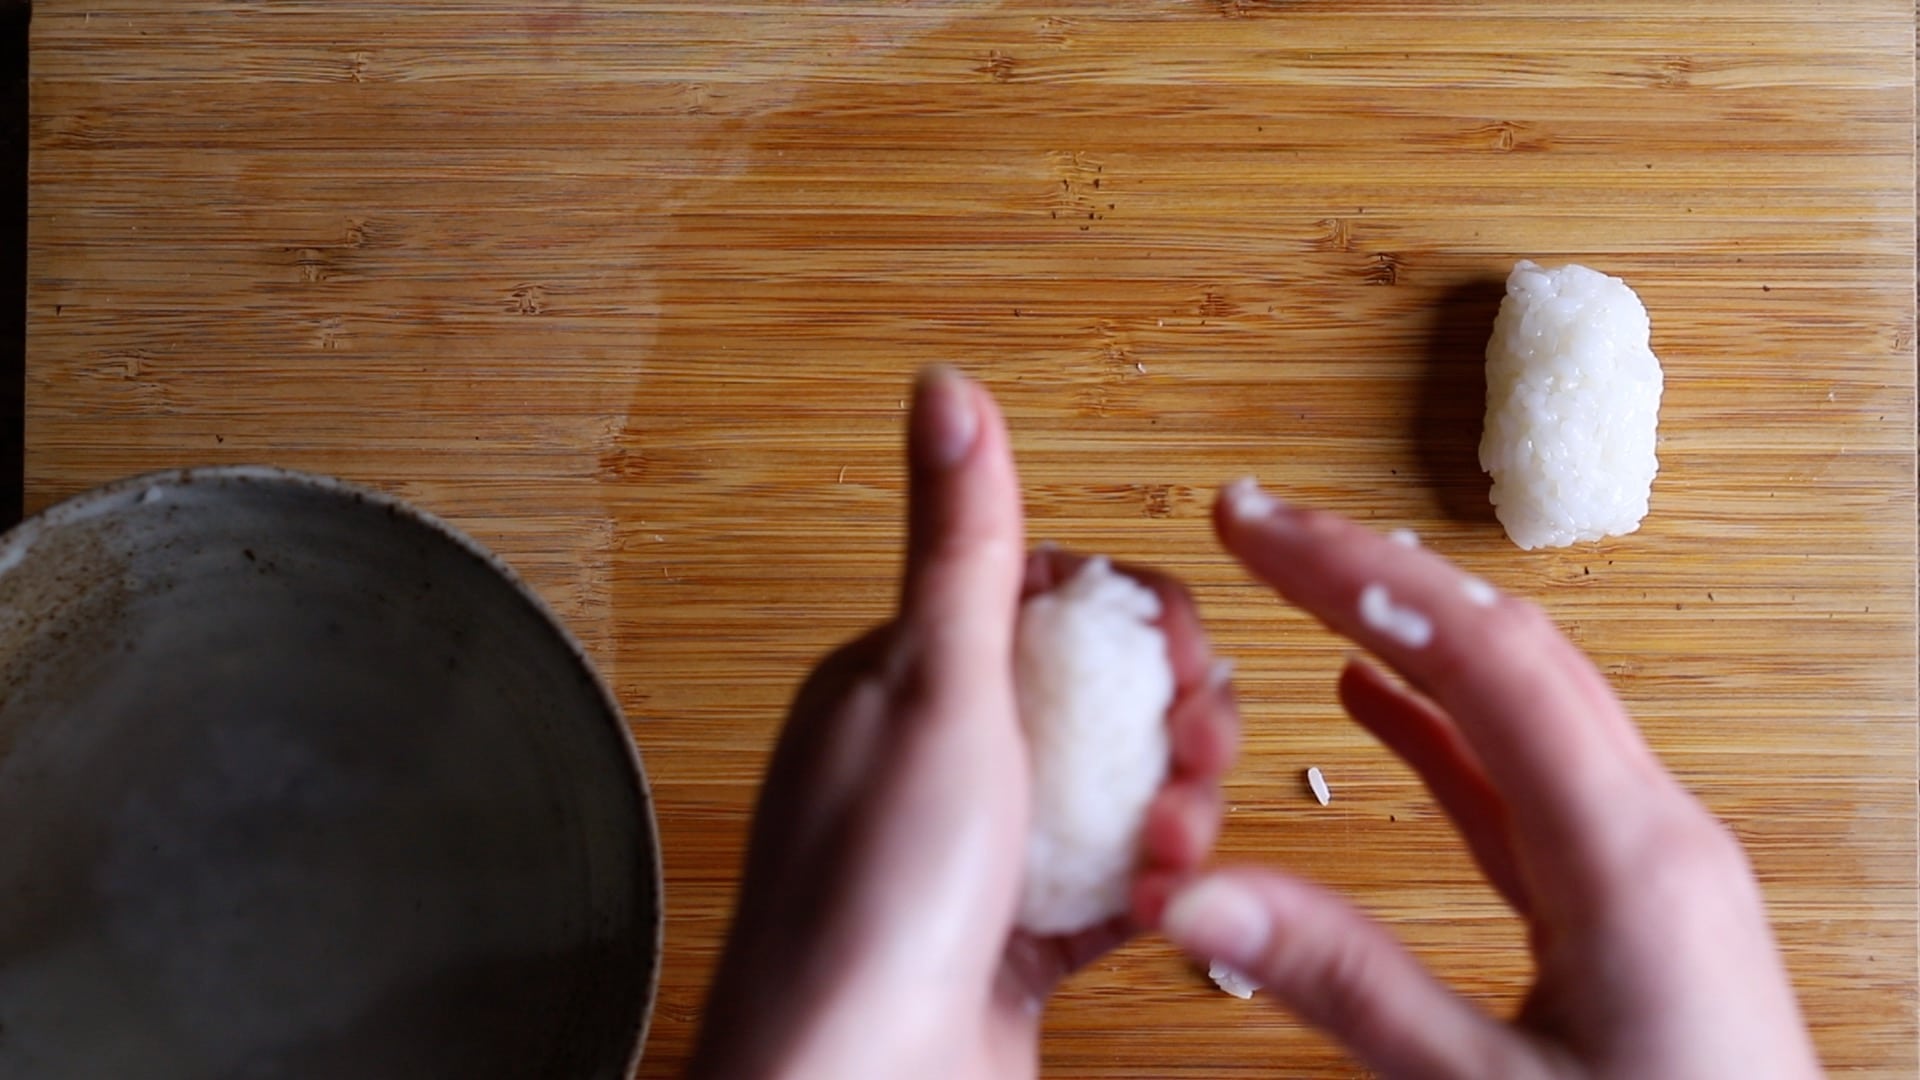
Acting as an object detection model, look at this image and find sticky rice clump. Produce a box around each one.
[1480,260,1664,550]
[1014,557,1174,935]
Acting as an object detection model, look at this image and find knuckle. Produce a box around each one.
[1296,507,1348,542]
[1603,800,1753,912]
[1293,933,1392,1046]
[1680,816,1752,879]
[930,527,1023,570]
[1476,598,1561,662]
[1424,599,1558,692]
[1155,572,1199,613]
[879,641,935,704]
[791,625,892,712]
[1652,803,1747,871]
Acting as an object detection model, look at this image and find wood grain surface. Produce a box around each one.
[26,2,1919,1075]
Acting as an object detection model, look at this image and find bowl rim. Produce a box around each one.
[0,464,666,1075]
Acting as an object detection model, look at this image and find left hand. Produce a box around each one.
[687,367,1238,1080]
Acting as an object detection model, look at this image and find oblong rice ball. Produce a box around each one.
[1014,557,1173,936]
[1479,260,1665,550]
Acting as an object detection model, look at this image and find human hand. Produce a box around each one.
[1143,479,1820,1080]
[688,368,1238,1080]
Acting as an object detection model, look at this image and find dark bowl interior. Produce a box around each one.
[0,468,660,1080]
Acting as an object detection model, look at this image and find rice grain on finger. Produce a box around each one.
[1209,959,1260,999]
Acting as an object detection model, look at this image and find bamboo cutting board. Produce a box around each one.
[25,2,1918,1075]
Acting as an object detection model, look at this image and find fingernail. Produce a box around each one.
[1206,658,1235,693]
[1221,476,1286,525]
[912,365,979,469]
[1162,877,1271,969]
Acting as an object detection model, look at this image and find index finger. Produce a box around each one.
[1213,479,1676,866]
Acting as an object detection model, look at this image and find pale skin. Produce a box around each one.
[690,368,1821,1080]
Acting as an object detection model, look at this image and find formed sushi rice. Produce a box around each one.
[1015,557,1174,936]
[1479,260,1664,550]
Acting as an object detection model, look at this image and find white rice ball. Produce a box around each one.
[1015,557,1174,936]
[1479,260,1664,550]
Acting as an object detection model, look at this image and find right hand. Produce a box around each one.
[1138,479,1821,1080]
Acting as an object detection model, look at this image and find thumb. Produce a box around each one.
[899,365,1025,686]
[1162,871,1527,1080]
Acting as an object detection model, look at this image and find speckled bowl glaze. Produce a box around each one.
[0,467,660,1080]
